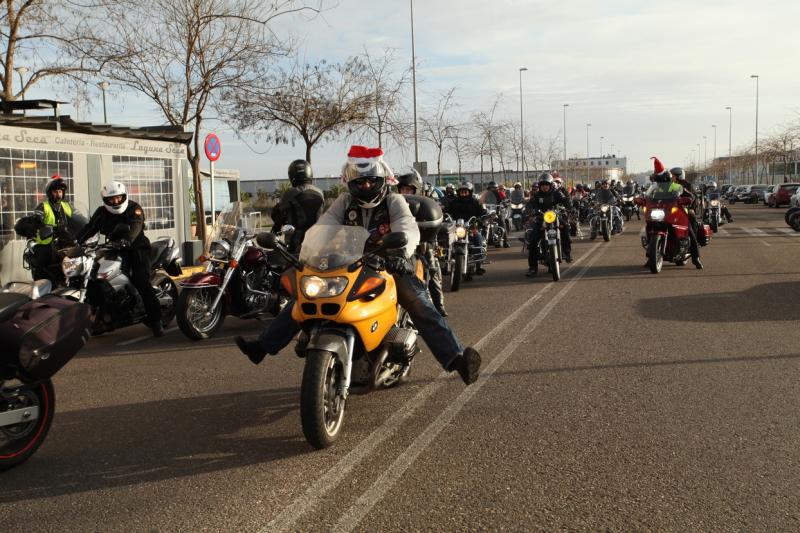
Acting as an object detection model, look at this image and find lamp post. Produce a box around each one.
[703,135,707,171]
[750,74,759,182]
[410,0,419,165]
[697,143,701,171]
[97,81,110,123]
[726,106,733,184]
[519,67,527,183]
[14,66,28,102]
[610,143,614,156]
[711,125,717,178]
[562,103,569,181]
[586,123,591,182]
[600,136,604,156]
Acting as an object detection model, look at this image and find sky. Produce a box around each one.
[26,0,800,180]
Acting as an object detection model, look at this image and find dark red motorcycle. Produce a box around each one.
[176,203,289,339]
[636,183,711,273]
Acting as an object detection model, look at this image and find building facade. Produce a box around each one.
[0,114,193,284]
[551,156,628,182]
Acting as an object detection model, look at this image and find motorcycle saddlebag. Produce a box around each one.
[698,223,712,247]
[0,294,92,380]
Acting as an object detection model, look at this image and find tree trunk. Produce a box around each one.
[190,116,206,245]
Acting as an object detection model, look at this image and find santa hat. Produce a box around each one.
[651,156,666,175]
[341,145,396,185]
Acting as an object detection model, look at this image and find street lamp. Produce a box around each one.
[586,123,591,181]
[751,74,759,182]
[562,103,569,180]
[703,135,707,170]
[600,136,604,156]
[410,0,419,166]
[97,81,110,123]
[14,66,29,102]
[697,143,701,170]
[712,125,717,164]
[726,106,733,184]
[519,67,527,183]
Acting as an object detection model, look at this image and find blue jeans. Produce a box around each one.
[257,272,464,369]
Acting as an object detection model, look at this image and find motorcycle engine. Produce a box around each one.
[384,326,419,363]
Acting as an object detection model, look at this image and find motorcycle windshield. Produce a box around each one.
[645,183,682,201]
[299,224,370,271]
[484,203,498,212]
[209,202,258,245]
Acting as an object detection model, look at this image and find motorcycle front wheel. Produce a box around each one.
[0,379,55,471]
[450,255,465,292]
[301,349,346,450]
[548,243,560,281]
[710,217,719,233]
[648,236,663,274]
[176,287,225,340]
[602,220,611,242]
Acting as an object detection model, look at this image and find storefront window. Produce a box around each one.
[112,156,175,230]
[0,148,74,244]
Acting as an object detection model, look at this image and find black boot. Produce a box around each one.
[151,320,164,338]
[692,257,704,269]
[449,347,481,385]
[436,305,448,317]
[235,336,267,364]
[525,268,537,278]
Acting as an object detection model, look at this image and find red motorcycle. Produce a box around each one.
[636,183,711,273]
[176,203,289,339]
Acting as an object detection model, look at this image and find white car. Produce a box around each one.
[790,189,800,208]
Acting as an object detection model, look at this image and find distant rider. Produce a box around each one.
[592,178,623,236]
[270,159,325,254]
[27,174,77,282]
[669,166,703,269]
[444,182,488,274]
[524,173,572,277]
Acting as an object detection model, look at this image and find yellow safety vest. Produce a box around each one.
[35,201,73,245]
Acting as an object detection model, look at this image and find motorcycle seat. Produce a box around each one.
[0,292,31,323]
[149,238,172,268]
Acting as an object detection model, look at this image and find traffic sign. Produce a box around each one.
[204,133,221,162]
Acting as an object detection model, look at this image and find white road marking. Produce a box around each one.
[778,227,800,236]
[741,226,771,246]
[116,326,178,346]
[717,227,729,236]
[331,246,606,533]
[260,243,604,533]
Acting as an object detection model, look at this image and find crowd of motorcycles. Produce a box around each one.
[0,176,731,467]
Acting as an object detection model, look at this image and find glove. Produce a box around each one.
[385,256,410,276]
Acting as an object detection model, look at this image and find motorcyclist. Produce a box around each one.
[592,178,623,236]
[524,173,572,277]
[397,169,448,317]
[509,182,525,204]
[497,183,508,201]
[445,182,488,274]
[27,174,78,282]
[270,159,325,254]
[704,181,734,223]
[76,181,165,336]
[669,166,703,269]
[234,146,481,385]
[480,181,503,206]
[442,183,456,208]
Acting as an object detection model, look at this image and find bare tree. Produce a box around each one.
[420,87,457,184]
[0,0,126,101]
[360,46,411,149]
[472,94,504,178]
[223,55,373,163]
[448,123,473,178]
[102,0,320,243]
[762,123,800,182]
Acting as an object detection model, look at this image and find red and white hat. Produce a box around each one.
[650,156,670,179]
[341,145,397,185]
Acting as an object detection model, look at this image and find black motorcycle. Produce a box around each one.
[448,216,488,290]
[525,209,564,281]
[621,193,640,221]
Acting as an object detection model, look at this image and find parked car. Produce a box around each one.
[746,184,767,204]
[763,184,780,206]
[729,185,751,204]
[790,189,800,208]
[768,183,800,208]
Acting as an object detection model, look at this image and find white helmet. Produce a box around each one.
[101,181,128,214]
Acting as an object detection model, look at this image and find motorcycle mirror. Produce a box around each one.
[109,223,130,240]
[382,232,408,250]
[280,224,295,235]
[256,231,277,249]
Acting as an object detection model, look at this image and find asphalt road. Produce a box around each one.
[3,204,800,531]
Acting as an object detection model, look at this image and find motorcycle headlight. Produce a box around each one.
[455,227,468,239]
[600,204,610,213]
[543,210,557,224]
[649,208,666,221]
[209,240,231,260]
[62,256,84,278]
[300,275,348,299]
[710,199,720,207]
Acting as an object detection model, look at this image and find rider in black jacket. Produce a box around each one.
[271,159,325,254]
[76,181,164,336]
[669,167,703,269]
[524,173,572,277]
[444,182,487,274]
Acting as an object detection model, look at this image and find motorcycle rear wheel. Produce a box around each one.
[0,379,55,471]
[152,273,178,327]
[301,350,346,450]
[176,287,225,340]
[648,236,663,274]
[450,255,464,292]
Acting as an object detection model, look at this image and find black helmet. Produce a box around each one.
[487,181,497,190]
[288,159,313,186]
[45,174,67,203]
[538,173,554,186]
[397,170,422,194]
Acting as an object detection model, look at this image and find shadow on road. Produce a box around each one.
[0,387,307,503]
[637,281,800,322]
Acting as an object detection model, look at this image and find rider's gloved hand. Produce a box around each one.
[385,255,410,276]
